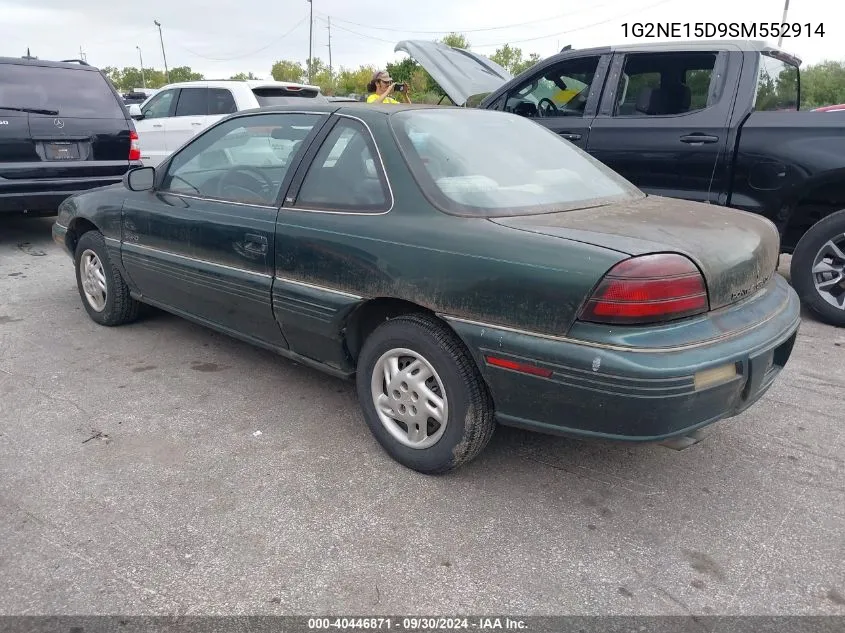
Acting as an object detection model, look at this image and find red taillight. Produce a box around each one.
[129,130,141,161]
[578,253,709,325]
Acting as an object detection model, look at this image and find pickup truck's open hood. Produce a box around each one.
[395,40,512,106]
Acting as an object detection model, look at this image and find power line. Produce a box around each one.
[314,4,616,35]
[472,0,675,48]
[173,15,308,62]
[319,0,675,51]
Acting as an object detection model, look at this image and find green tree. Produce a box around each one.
[800,60,845,109]
[230,72,259,80]
[270,59,305,83]
[512,53,541,75]
[168,66,204,83]
[439,32,470,49]
[490,44,522,73]
[336,65,377,95]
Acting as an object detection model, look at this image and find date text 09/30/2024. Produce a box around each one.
[621,22,825,38]
[307,617,528,630]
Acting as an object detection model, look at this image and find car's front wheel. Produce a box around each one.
[791,209,845,327]
[74,230,140,326]
[355,314,495,474]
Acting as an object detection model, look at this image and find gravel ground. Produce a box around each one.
[1,216,843,616]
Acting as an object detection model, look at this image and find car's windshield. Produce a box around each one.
[0,64,124,118]
[391,109,642,217]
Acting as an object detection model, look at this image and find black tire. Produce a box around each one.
[790,209,845,327]
[355,314,495,474]
[74,230,140,326]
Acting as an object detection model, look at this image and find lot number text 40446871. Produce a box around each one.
[622,22,825,38]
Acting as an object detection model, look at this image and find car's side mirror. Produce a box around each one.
[124,166,155,191]
[128,104,144,120]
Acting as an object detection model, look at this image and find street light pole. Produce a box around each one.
[153,20,170,83]
[778,0,790,47]
[307,0,313,83]
[136,46,146,89]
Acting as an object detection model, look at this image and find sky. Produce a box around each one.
[1,0,839,81]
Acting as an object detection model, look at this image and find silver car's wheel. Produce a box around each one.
[79,249,107,312]
[811,234,845,310]
[370,347,449,450]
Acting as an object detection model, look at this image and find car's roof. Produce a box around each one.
[235,102,454,118]
[553,39,801,65]
[155,79,323,91]
[0,56,99,71]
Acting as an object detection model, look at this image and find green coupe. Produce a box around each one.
[52,103,801,474]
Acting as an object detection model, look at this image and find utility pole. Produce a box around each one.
[307,0,313,83]
[79,46,87,62]
[778,0,790,47]
[327,16,333,93]
[136,46,146,89]
[154,20,170,83]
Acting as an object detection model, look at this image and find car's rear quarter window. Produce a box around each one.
[0,63,124,118]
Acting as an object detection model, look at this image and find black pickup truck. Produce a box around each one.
[399,39,845,327]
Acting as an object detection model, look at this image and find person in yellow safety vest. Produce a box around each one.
[366,70,412,104]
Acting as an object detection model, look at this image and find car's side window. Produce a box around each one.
[754,53,799,111]
[160,113,323,206]
[141,89,176,119]
[208,88,237,115]
[174,87,208,117]
[505,56,600,119]
[612,52,717,117]
[294,118,389,212]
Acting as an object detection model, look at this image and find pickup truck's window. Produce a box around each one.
[755,54,799,111]
[141,89,176,119]
[208,88,237,115]
[614,52,717,116]
[391,109,642,218]
[161,113,322,205]
[175,88,208,117]
[505,56,600,118]
[295,119,389,212]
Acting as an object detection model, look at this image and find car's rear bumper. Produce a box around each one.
[0,166,139,214]
[443,275,801,441]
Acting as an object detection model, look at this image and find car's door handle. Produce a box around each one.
[191,122,203,127]
[559,132,582,141]
[152,124,163,128]
[680,134,719,144]
[243,234,267,254]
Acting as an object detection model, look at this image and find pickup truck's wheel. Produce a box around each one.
[355,314,495,474]
[74,230,140,326]
[791,209,845,327]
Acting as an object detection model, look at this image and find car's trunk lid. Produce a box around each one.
[490,195,781,311]
[394,40,512,106]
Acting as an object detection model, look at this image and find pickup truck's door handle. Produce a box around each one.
[680,134,719,144]
[559,132,582,141]
[243,233,268,255]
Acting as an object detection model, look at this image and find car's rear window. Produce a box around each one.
[390,108,643,217]
[251,87,324,106]
[0,63,124,118]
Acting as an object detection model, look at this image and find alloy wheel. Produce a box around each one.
[370,347,449,449]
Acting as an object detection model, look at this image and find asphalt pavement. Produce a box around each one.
[1,216,843,616]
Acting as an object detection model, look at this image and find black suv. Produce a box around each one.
[0,55,142,216]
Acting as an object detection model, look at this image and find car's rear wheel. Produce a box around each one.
[355,314,495,474]
[791,209,845,327]
[74,230,140,326]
